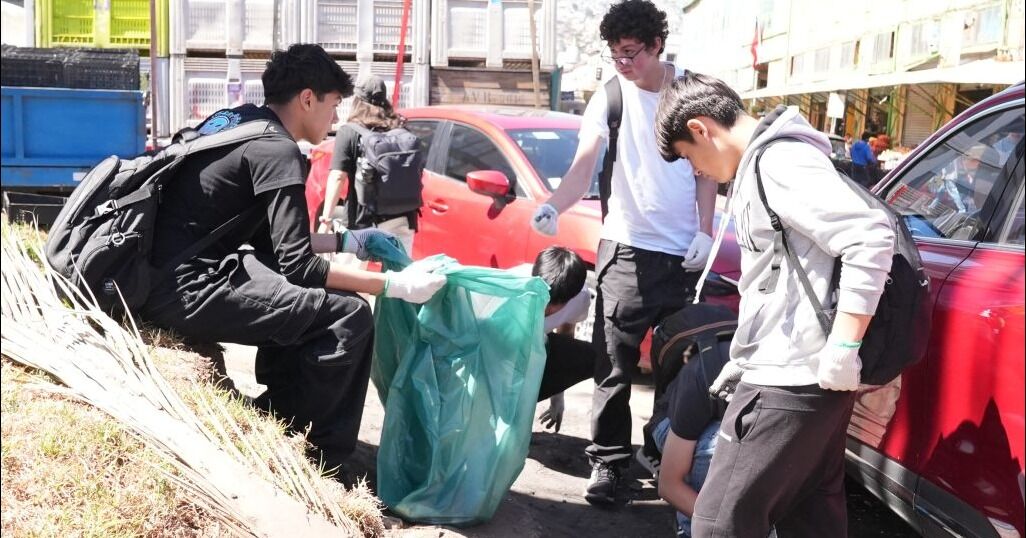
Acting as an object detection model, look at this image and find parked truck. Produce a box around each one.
[1,45,146,228]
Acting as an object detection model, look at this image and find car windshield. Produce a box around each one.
[507,128,601,198]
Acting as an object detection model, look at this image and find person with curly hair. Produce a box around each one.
[529,0,718,506]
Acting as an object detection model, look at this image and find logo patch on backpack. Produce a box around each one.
[198,110,242,135]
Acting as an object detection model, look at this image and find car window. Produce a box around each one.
[508,128,601,198]
[882,107,1024,241]
[406,120,439,172]
[444,124,517,186]
[996,185,1025,246]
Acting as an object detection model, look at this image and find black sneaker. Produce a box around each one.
[584,461,622,506]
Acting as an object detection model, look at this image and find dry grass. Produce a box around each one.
[1,221,385,537]
[1,361,221,537]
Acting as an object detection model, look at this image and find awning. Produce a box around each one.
[740,59,1025,100]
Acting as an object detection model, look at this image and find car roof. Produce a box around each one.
[401,105,582,130]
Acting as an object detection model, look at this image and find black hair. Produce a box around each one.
[860,131,871,141]
[655,71,745,162]
[532,246,586,306]
[262,44,354,105]
[600,0,669,54]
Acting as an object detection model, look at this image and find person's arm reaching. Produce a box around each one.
[695,175,717,237]
[682,174,719,270]
[658,431,699,517]
[531,129,605,236]
[319,169,349,232]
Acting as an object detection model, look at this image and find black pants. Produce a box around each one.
[692,382,856,537]
[851,164,873,188]
[141,250,374,458]
[587,240,699,465]
[537,332,596,402]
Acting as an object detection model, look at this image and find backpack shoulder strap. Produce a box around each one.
[96,120,289,217]
[346,123,373,139]
[599,76,622,220]
[184,120,286,155]
[753,136,834,334]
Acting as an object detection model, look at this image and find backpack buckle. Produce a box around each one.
[109,232,127,246]
[95,200,118,216]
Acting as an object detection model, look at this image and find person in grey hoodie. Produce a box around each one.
[653,71,895,537]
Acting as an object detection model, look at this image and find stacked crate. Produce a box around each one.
[429,0,555,69]
[34,0,169,135]
[168,0,290,131]
[304,0,430,127]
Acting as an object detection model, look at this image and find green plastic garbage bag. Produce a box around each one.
[368,251,549,526]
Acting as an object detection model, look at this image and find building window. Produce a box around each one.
[755,63,768,89]
[964,4,1003,46]
[790,53,806,79]
[814,47,831,73]
[871,31,895,64]
[839,40,858,69]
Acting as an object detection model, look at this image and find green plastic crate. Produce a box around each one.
[37,0,169,55]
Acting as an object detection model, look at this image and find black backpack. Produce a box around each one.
[348,123,425,217]
[650,303,738,401]
[44,119,286,314]
[754,137,932,385]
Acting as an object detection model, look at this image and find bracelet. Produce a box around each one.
[381,274,390,297]
[833,340,862,349]
[335,231,345,253]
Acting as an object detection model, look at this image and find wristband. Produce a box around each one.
[335,231,345,253]
[381,274,390,297]
[832,340,862,349]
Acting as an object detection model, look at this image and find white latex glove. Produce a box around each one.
[682,232,713,271]
[531,203,559,236]
[538,392,565,432]
[383,267,446,304]
[709,360,746,402]
[338,228,401,260]
[818,341,862,391]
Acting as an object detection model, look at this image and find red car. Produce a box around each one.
[719,84,1025,535]
[305,106,742,362]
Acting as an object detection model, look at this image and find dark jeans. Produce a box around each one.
[141,249,374,458]
[692,382,856,538]
[587,240,699,465]
[537,332,596,402]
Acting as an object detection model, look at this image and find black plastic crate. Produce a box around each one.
[2,191,68,229]
[63,48,140,90]
[0,47,69,88]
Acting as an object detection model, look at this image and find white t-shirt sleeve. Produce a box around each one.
[543,286,591,333]
[579,82,611,142]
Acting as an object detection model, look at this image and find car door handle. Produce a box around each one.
[427,200,449,213]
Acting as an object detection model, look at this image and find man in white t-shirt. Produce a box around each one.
[529,0,718,506]
[512,247,595,433]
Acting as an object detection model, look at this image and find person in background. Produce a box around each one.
[320,75,418,256]
[655,71,894,537]
[849,131,878,187]
[528,0,718,505]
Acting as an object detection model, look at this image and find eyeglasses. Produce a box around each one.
[601,47,646,66]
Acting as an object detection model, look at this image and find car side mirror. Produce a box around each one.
[467,170,511,199]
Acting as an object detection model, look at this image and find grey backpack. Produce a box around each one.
[349,123,425,216]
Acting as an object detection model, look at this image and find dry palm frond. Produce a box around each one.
[0,221,377,537]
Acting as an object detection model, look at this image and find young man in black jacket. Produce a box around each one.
[140,44,446,470]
